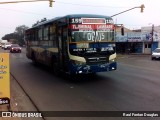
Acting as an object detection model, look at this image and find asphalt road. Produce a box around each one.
[2,48,160,120]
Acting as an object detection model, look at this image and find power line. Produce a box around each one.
[0,7,51,16]
[0,0,130,9]
[0,1,129,16]
[56,1,130,8]
[0,0,132,9]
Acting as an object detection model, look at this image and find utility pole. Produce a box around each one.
[151,24,154,52]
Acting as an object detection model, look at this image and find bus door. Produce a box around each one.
[57,26,68,71]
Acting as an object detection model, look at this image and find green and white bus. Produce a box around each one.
[25,14,117,74]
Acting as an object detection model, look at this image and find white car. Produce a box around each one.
[4,43,12,50]
[151,48,160,60]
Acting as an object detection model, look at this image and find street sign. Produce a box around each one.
[0,53,10,105]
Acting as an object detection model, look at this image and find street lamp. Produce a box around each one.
[111,4,145,17]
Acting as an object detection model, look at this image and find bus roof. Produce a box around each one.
[29,14,112,29]
[64,14,111,19]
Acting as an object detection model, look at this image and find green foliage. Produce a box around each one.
[2,25,29,46]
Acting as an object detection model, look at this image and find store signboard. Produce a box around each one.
[127,32,142,42]
[0,53,10,105]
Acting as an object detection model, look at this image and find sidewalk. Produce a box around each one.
[0,76,22,120]
[0,75,42,120]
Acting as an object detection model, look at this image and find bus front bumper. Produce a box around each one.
[69,62,117,74]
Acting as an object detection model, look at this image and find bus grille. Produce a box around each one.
[85,56,109,65]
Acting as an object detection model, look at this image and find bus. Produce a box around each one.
[25,14,117,75]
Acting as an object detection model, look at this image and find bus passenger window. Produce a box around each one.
[44,26,49,40]
[38,28,43,40]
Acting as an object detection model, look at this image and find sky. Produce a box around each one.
[0,0,160,39]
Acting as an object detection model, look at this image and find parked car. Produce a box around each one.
[151,48,160,60]
[10,44,21,53]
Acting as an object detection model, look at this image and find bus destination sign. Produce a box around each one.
[70,24,114,31]
[82,18,106,24]
[70,18,113,24]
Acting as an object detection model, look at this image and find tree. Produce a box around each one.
[2,25,29,46]
[15,25,29,35]
[14,25,29,45]
[2,33,19,41]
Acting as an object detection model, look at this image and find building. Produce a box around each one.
[115,26,160,54]
[141,26,160,53]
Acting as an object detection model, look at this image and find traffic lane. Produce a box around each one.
[9,62,135,120]
[10,57,118,111]
[10,53,160,111]
[73,61,160,111]
[117,54,160,70]
[99,62,160,111]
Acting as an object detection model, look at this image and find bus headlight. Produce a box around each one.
[109,58,116,63]
[71,60,86,66]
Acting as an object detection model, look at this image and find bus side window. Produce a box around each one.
[49,24,57,47]
[44,26,49,40]
[38,28,43,40]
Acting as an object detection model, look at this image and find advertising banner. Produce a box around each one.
[0,53,10,105]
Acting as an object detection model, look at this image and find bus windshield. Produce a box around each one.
[71,31,114,42]
[70,23,114,42]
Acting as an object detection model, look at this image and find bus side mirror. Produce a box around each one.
[121,27,124,36]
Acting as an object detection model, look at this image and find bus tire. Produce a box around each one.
[51,57,60,76]
[32,52,37,65]
[52,62,60,76]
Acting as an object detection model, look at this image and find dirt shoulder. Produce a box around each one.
[0,75,43,120]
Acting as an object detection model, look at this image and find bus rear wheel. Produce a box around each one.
[52,62,60,76]
[32,52,38,65]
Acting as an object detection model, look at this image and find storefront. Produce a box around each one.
[116,26,160,54]
[116,31,143,54]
